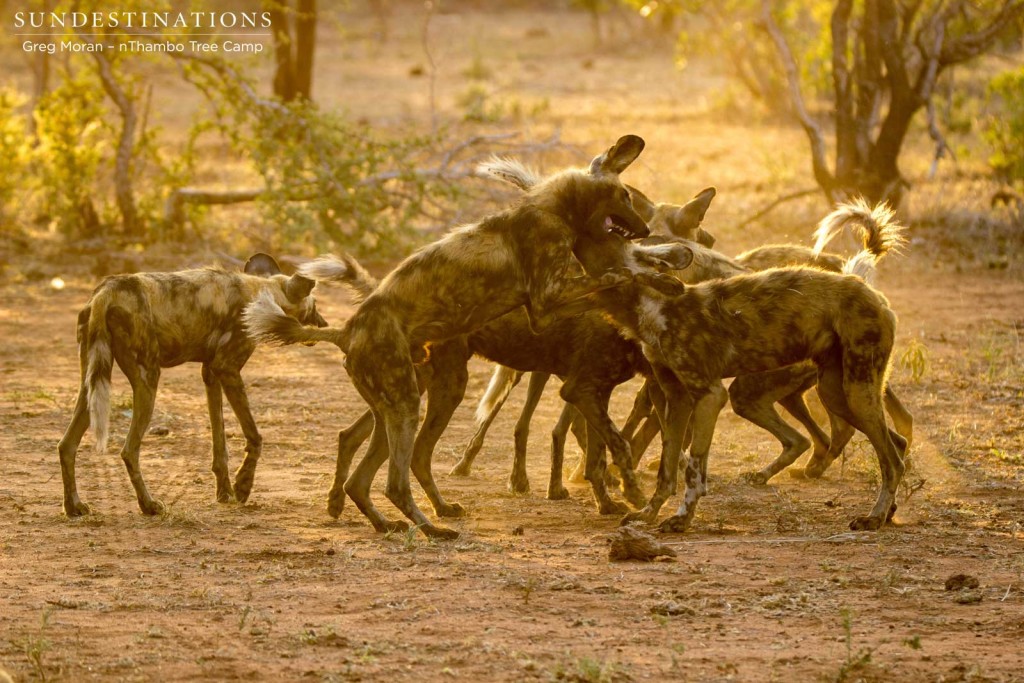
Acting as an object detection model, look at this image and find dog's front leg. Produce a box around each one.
[621,365,691,527]
[525,270,633,332]
[659,383,728,534]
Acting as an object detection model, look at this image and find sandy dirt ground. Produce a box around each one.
[2,4,1024,682]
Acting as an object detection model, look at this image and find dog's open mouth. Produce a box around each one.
[604,214,642,239]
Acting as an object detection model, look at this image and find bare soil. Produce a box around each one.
[2,5,1023,682]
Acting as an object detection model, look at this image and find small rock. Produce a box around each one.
[954,590,983,605]
[325,548,336,556]
[149,426,170,437]
[608,526,677,562]
[511,525,524,536]
[945,573,980,591]
[650,600,695,617]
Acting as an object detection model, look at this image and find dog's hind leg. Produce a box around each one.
[344,415,409,534]
[581,420,628,515]
[508,371,551,494]
[660,382,728,533]
[563,380,645,509]
[803,407,856,479]
[816,362,905,531]
[620,380,653,457]
[452,369,525,477]
[884,386,913,449]
[201,363,235,503]
[411,344,470,518]
[217,369,263,504]
[730,370,814,485]
[566,409,589,483]
[547,402,575,500]
[112,350,163,515]
[329,409,374,518]
[59,325,93,517]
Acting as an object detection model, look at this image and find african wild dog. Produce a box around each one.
[467,163,910,490]
[621,200,913,484]
[57,254,327,517]
[244,136,656,539]
[569,223,912,533]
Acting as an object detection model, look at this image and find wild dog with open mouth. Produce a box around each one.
[568,222,912,533]
[244,136,655,539]
[57,254,327,517]
[467,162,910,490]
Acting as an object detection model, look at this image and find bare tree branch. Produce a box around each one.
[940,0,1024,65]
[84,41,139,235]
[758,0,836,196]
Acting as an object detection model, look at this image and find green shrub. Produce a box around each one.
[984,68,1024,182]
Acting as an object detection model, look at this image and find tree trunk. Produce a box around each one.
[269,3,296,102]
[294,0,316,100]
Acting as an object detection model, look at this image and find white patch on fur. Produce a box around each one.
[243,288,288,341]
[86,339,111,454]
[217,331,233,348]
[638,295,667,333]
[843,251,877,285]
[475,365,519,424]
[196,285,229,316]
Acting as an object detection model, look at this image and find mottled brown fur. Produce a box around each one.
[57,254,325,517]
[245,136,654,539]
[572,235,911,534]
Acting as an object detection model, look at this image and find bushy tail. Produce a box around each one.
[244,289,349,349]
[83,302,113,454]
[813,198,906,260]
[476,156,541,191]
[475,365,520,424]
[297,254,379,302]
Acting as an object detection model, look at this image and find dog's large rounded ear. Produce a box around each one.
[626,184,657,222]
[635,243,694,271]
[244,253,283,276]
[589,135,646,176]
[284,273,316,302]
[669,187,716,236]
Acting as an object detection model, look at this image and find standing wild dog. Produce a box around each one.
[469,162,910,488]
[244,135,656,539]
[622,200,913,484]
[58,254,327,517]
[567,222,911,533]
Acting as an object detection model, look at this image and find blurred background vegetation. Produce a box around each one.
[0,0,1022,274]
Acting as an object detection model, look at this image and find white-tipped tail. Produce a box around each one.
[298,253,378,300]
[813,198,905,259]
[243,288,289,345]
[842,250,879,285]
[86,338,111,454]
[475,156,541,191]
[475,365,520,424]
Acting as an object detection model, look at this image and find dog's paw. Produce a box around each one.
[421,524,460,540]
[326,489,346,519]
[216,484,236,503]
[435,501,467,519]
[635,271,686,297]
[848,515,884,531]
[507,475,530,495]
[63,498,91,517]
[233,468,256,503]
[547,486,570,501]
[140,498,165,516]
[599,499,631,516]
[619,508,655,526]
[449,461,473,477]
[741,470,770,486]
[886,503,898,523]
[658,514,692,534]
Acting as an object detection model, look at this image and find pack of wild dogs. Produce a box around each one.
[58,134,913,539]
